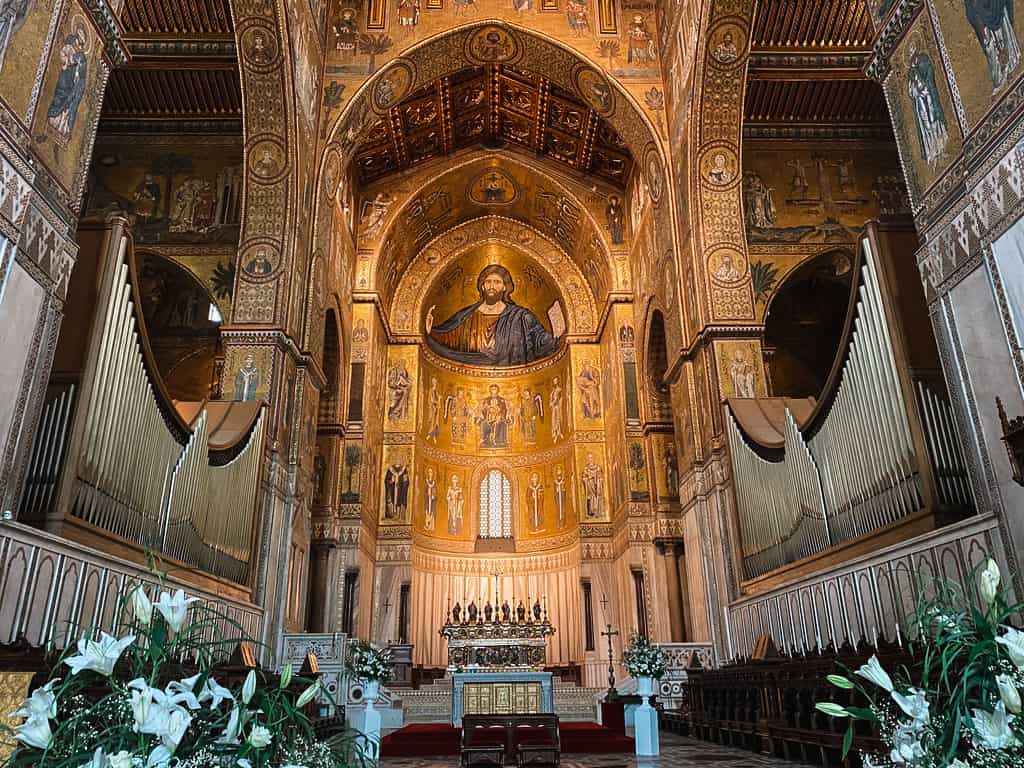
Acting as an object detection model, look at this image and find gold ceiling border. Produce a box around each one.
[388,215,599,337]
[692,0,756,323]
[411,543,583,574]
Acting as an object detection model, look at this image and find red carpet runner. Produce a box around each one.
[381,722,634,757]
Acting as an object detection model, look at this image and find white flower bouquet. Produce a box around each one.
[345,641,392,684]
[817,558,1024,767]
[2,580,369,768]
[622,634,667,680]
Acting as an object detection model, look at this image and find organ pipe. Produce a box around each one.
[726,229,971,580]
[52,219,266,584]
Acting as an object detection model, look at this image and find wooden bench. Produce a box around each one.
[685,640,914,767]
[461,714,560,767]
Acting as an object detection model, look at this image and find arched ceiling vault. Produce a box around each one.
[352,64,634,190]
[354,149,622,313]
[322,21,665,197]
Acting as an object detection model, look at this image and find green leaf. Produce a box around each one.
[815,702,849,718]
[827,674,855,689]
[844,706,878,721]
[842,723,854,758]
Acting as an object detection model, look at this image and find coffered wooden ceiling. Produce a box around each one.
[353,66,634,189]
[99,0,239,131]
[750,0,872,50]
[745,0,888,130]
[120,0,233,37]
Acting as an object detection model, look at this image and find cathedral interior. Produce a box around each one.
[2,0,1024,763]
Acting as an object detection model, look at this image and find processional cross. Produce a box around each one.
[599,594,620,701]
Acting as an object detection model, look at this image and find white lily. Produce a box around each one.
[972,701,1019,750]
[128,678,194,752]
[996,626,1024,668]
[855,655,894,693]
[10,679,59,720]
[130,585,154,626]
[80,748,107,768]
[173,673,235,709]
[980,558,1001,606]
[13,714,52,750]
[891,687,930,727]
[146,745,172,768]
[64,632,136,676]
[218,705,256,745]
[949,760,968,768]
[242,668,256,705]
[109,751,134,768]
[161,707,191,752]
[153,589,198,634]
[162,677,202,710]
[889,723,925,765]
[248,723,272,749]
[130,681,172,737]
[996,673,1022,714]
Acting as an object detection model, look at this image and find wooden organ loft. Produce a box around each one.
[15,217,266,597]
[724,222,973,600]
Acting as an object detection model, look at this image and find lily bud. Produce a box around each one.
[131,587,153,626]
[296,680,320,707]
[242,669,256,705]
[981,558,1002,607]
[279,663,292,690]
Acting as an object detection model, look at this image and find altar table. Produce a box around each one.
[451,671,554,726]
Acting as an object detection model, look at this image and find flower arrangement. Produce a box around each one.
[622,634,666,680]
[345,641,392,684]
[3,581,367,768]
[817,558,1024,767]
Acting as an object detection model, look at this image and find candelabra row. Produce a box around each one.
[443,595,550,627]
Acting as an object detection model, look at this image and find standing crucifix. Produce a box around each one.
[600,593,619,701]
[379,596,392,642]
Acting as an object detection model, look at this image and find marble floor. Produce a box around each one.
[379,732,812,767]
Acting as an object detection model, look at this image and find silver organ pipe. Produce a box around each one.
[57,223,266,584]
[726,233,970,581]
[74,238,182,548]
[18,384,76,523]
[726,408,828,579]
[915,381,972,509]
[164,411,266,584]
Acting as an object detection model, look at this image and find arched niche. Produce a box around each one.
[389,216,599,339]
[135,251,223,401]
[360,152,617,310]
[763,248,856,399]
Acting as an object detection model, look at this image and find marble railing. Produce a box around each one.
[0,520,263,651]
[655,642,715,711]
[280,632,350,716]
[725,513,1006,659]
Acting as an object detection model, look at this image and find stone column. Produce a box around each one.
[676,545,692,642]
[661,542,684,642]
[306,539,335,632]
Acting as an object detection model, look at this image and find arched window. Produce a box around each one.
[479,469,512,539]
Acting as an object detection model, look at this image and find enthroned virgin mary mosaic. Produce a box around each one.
[424,263,565,366]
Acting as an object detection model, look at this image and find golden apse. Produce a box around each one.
[375,221,619,668]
